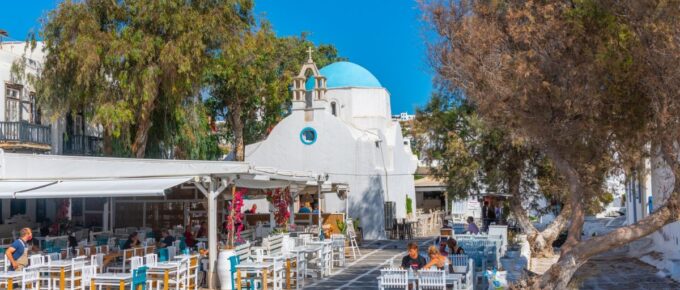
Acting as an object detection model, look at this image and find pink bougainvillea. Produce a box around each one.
[266,187,291,226]
[227,188,247,247]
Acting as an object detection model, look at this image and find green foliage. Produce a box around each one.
[34,0,251,158]
[336,219,347,235]
[406,195,413,214]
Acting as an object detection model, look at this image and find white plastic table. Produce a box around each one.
[0,271,23,290]
[147,261,181,290]
[91,272,133,290]
[235,261,274,290]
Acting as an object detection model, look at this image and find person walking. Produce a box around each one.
[5,228,32,271]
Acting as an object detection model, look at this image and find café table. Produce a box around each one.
[404,270,464,289]
[235,261,274,290]
[0,271,23,290]
[261,253,297,290]
[147,261,182,290]
[43,260,75,290]
[90,272,133,290]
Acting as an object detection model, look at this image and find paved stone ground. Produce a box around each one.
[567,255,680,290]
[303,238,434,290]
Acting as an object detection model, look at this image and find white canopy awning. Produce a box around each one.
[12,176,193,199]
[0,152,250,180]
[0,181,57,198]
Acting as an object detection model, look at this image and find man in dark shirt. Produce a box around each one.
[400,242,427,270]
[159,230,175,248]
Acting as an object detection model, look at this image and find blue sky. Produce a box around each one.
[254,1,433,114]
[1,0,433,114]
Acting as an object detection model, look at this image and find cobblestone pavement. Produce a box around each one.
[567,255,680,290]
[303,238,434,290]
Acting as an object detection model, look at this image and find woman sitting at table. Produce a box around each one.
[122,232,141,249]
[424,245,450,270]
[447,238,465,255]
[184,227,197,247]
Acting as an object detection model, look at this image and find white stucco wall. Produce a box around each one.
[246,88,417,239]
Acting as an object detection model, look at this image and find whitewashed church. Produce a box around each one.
[245,52,418,239]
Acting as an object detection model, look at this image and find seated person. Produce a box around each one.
[447,238,465,254]
[244,204,257,214]
[298,202,312,214]
[312,203,320,214]
[442,220,452,229]
[438,242,449,256]
[400,242,427,270]
[159,230,175,248]
[195,222,208,239]
[184,228,197,248]
[122,232,141,250]
[424,245,450,270]
[466,216,480,234]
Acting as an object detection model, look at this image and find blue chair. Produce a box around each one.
[229,256,240,290]
[118,240,126,250]
[96,237,109,246]
[132,266,148,290]
[158,248,168,262]
[229,256,260,289]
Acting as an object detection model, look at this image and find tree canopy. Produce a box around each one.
[423,0,679,287]
[34,0,252,158]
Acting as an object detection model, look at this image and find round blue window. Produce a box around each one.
[300,127,317,145]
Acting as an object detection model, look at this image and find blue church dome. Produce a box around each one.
[305,61,382,90]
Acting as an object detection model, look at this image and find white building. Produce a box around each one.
[624,154,680,280]
[246,55,418,239]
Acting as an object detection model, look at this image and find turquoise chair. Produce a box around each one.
[229,256,240,290]
[229,256,260,290]
[118,240,126,250]
[158,248,168,262]
[96,237,109,246]
[132,266,148,290]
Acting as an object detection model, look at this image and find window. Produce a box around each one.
[4,85,34,122]
[299,127,317,145]
[10,199,26,216]
[331,102,337,116]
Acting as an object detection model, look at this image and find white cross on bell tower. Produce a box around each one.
[307,47,314,61]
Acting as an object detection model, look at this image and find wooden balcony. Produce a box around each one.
[0,121,51,152]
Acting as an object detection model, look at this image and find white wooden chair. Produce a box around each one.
[130,256,144,271]
[108,248,133,273]
[449,254,468,274]
[418,268,446,290]
[28,254,45,267]
[81,265,97,290]
[21,268,41,290]
[331,234,346,267]
[292,247,307,290]
[156,260,188,290]
[377,268,408,290]
[145,253,158,267]
[49,258,86,290]
[91,253,105,273]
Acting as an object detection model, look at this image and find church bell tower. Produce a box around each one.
[292,47,327,116]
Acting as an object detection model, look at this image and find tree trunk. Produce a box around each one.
[102,125,113,156]
[230,101,245,161]
[534,139,680,289]
[543,148,586,255]
[131,97,156,158]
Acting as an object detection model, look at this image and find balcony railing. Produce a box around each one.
[63,134,103,156]
[0,121,52,150]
